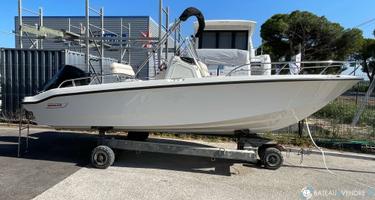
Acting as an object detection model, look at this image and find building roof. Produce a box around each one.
[194,20,256,35]
[17,16,150,19]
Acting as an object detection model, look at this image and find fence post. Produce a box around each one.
[298,121,304,138]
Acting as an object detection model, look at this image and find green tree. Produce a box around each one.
[358,38,375,82]
[260,11,363,61]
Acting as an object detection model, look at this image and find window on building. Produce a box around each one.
[218,32,232,49]
[234,32,248,50]
[201,32,216,48]
[199,30,248,50]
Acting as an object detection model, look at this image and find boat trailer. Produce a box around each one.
[16,111,284,170]
[90,130,284,170]
[16,111,375,171]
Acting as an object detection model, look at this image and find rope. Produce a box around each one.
[304,118,375,190]
[305,119,334,174]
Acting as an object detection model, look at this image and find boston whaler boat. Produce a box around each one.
[22,7,362,135]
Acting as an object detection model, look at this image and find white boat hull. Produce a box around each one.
[23,75,360,135]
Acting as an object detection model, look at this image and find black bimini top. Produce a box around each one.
[41,65,89,92]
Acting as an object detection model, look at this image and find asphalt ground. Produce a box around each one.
[0,126,97,200]
[0,125,375,200]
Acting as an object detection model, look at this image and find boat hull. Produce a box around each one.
[23,75,360,135]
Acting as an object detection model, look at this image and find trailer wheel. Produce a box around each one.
[262,147,283,170]
[91,145,115,169]
[128,132,149,141]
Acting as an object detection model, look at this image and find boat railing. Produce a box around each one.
[179,38,359,77]
[57,60,359,89]
[226,60,358,76]
[57,73,134,88]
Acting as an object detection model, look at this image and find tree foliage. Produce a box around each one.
[260,11,363,61]
[358,38,375,81]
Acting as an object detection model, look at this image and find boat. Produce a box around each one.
[22,7,362,135]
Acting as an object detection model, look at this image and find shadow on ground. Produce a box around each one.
[0,131,255,176]
[0,130,101,200]
[0,131,98,166]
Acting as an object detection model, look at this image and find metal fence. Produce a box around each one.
[0,48,117,116]
[311,79,374,137]
[226,60,374,148]
[272,75,375,152]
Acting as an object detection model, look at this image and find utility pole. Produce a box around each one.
[120,20,131,65]
[18,0,23,48]
[165,7,169,62]
[174,19,177,54]
[128,23,131,65]
[39,7,43,49]
[68,18,71,49]
[158,0,162,69]
[100,7,104,78]
[85,0,90,73]
[120,18,123,63]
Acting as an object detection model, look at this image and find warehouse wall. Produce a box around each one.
[15,16,152,78]
[0,48,116,115]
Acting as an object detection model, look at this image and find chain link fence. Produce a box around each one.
[271,74,375,153]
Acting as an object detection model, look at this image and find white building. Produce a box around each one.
[194,20,271,76]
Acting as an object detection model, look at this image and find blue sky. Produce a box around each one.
[1,0,375,48]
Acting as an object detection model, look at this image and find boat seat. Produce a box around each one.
[197,61,210,77]
[164,56,210,79]
[111,63,135,77]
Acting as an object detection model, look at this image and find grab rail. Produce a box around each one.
[226,60,356,76]
[57,60,359,89]
[58,73,135,88]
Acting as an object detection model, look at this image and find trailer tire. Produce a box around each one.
[128,132,149,141]
[262,147,283,170]
[91,145,115,169]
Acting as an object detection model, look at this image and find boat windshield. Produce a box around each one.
[41,65,89,92]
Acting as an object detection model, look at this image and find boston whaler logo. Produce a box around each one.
[46,103,68,109]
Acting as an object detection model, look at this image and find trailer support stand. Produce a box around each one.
[18,109,30,157]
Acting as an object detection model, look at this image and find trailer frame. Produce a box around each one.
[90,133,284,170]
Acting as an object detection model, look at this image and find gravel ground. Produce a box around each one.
[1,125,375,200]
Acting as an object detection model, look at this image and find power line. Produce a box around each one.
[355,17,375,28]
[0,30,17,36]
